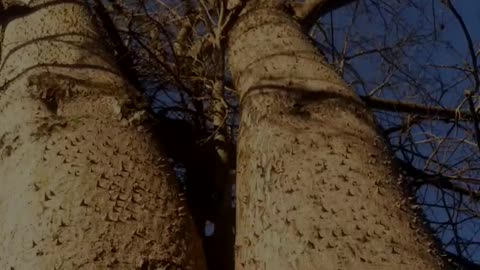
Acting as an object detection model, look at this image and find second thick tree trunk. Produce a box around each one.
[228,5,443,270]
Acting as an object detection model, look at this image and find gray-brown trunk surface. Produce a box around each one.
[0,1,206,269]
[228,5,443,270]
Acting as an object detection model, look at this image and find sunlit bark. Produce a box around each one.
[0,1,206,269]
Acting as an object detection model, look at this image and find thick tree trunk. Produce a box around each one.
[0,1,206,269]
[228,4,443,270]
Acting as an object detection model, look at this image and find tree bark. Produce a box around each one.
[0,1,206,269]
[228,3,444,270]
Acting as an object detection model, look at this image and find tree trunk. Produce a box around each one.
[0,1,206,269]
[228,3,444,270]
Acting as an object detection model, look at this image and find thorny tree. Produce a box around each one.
[317,1,480,267]
[0,0,206,269]
[3,0,480,269]
[98,0,480,269]
[84,0,480,269]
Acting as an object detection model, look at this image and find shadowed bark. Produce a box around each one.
[0,0,206,269]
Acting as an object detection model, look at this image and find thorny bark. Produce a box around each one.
[227,1,447,269]
[0,0,206,269]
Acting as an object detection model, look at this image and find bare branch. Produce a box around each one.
[443,0,480,93]
[292,0,356,30]
[398,158,480,202]
[360,96,475,121]
[465,90,480,149]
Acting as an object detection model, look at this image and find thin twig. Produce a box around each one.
[465,90,480,150]
[443,0,480,93]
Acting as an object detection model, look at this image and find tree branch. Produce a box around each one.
[292,0,356,30]
[443,0,480,93]
[92,0,141,90]
[360,96,475,121]
[397,158,480,202]
[465,90,480,150]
